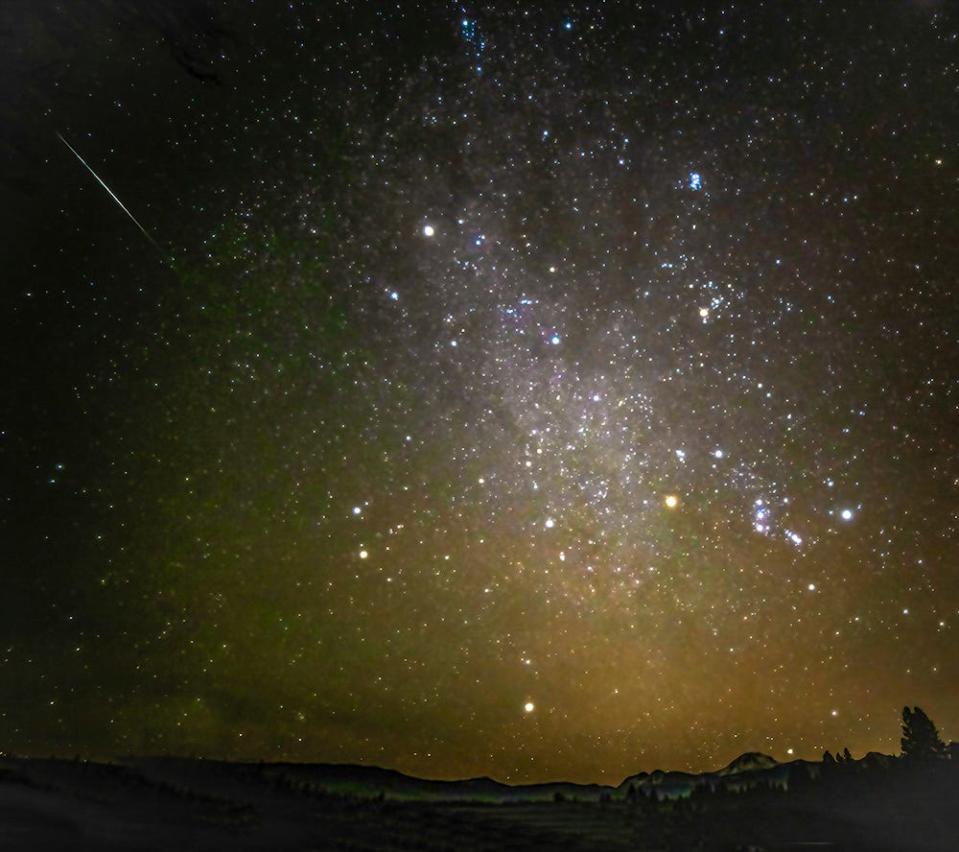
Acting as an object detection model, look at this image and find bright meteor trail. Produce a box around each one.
[57,132,162,253]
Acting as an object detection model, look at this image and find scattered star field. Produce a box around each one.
[3,0,958,784]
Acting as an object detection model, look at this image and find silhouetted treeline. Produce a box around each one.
[0,705,954,850]
[604,706,957,850]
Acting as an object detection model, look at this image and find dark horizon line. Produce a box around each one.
[1,744,919,790]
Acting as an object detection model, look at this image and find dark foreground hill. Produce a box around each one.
[0,752,956,851]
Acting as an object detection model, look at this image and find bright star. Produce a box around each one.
[664,494,679,509]
[524,701,535,713]
[422,224,435,237]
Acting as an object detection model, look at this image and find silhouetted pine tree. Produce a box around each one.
[901,706,946,761]
[842,747,853,762]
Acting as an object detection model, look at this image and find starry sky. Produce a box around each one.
[3,0,958,785]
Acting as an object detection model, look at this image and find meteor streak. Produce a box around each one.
[57,132,163,253]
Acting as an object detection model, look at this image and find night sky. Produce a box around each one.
[3,0,958,785]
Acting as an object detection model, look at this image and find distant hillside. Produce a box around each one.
[619,751,828,799]
[127,757,613,803]
[716,751,779,776]
[0,748,903,806]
